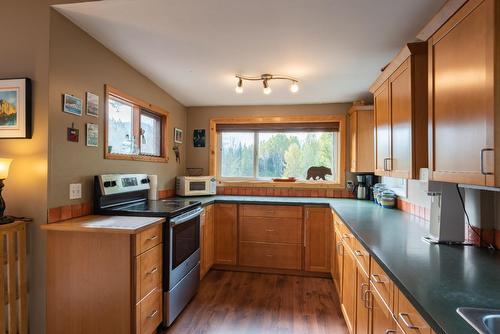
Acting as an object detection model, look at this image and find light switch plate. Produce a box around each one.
[69,183,82,200]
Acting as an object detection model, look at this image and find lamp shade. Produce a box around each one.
[0,159,13,179]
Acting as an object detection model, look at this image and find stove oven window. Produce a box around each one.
[172,216,200,269]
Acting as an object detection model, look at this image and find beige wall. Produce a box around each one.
[48,11,187,208]
[186,103,351,175]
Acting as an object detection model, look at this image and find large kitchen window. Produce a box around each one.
[215,119,343,185]
[105,85,169,162]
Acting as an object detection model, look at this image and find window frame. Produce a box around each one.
[104,85,169,163]
[210,115,346,189]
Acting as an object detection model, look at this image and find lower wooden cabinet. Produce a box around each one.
[304,207,331,273]
[395,289,432,334]
[239,241,302,270]
[200,204,215,279]
[355,267,370,334]
[371,287,396,334]
[341,248,357,333]
[214,203,238,265]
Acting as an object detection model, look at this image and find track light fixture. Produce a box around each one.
[235,74,299,95]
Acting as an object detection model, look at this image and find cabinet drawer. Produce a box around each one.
[370,258,394,312]
[240,204,303,219]
[239,242,301,270]
[136,288,162,334]
[136,224,162,255]
[240,217,301,244]
[353,238,370,275]
[396,289,432,334]
[136,244,162,302]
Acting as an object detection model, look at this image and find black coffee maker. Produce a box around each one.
[353,174,375,200]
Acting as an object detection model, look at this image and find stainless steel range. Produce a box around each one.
[94,174,202,327]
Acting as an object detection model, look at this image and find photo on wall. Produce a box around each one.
[174,127,183,144]
[193,129,206,147]
[86,123,98,147]
[0,78,32,138]
[63,94,82,116]
[86,92,99,117]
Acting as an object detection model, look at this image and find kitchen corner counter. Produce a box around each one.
[182,195,500,334]
[41,215,165,234]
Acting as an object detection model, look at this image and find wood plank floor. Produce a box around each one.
[163,270,347,334]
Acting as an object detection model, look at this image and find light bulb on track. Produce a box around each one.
[290,81,299,93]
[235,78,243,94]
[263,79,271,95]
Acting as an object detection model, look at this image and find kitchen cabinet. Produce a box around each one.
[349,105,374,173]
[214,203,238,265]
[355,266,370,334]
[371,287,396,334]
[239,204,303,270]
[341,245,357,334]
[370,42,428,179]
[200,204,215,279]
[395,289,432,334]
[304,207,331,273]
[427,0,499,186]
[331,212,343,297]
[45,217,164,334]
[334,225,344,299]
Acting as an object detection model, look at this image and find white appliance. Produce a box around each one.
[176,176,216,196]
[425,181,465,244]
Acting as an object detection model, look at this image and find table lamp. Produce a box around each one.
[0,159,14,224]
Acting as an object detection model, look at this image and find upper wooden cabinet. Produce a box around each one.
[370,42,428,179]
[349,105,374,173]
[427,0,499,186]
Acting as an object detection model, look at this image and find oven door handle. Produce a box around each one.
[170,207,204,227]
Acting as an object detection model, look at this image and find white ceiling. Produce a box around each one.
[53,0,444,107]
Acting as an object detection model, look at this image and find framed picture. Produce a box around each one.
[174,127,183,144]
[193,129,206,147]
[86,92,99,117]
[0,78,32,138]
[86,123,98,147]
[67,127,79,142]
[63,94,82,116]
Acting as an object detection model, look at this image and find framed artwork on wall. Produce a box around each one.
[63,94,82,116]
[86,92,99,117]
[193,129,205,147]
[174,127,183,144]
[0,78,32,138]
[86,123,98,147]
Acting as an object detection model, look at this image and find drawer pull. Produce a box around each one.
[147,309,159,319]
[354,250,363,257]
[360,283,369,301]
[265,229,275,232]
[399,312,420,329]
[146,235,158,241]
[363,290,372,309]
[371,274,386,284]
[385,330,396,334]
[265,254,273,257]
[146,267,158,275]
[342,233,351,239]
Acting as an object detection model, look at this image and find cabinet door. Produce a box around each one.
[205,204,215,269]
[428,0,494,186]
[374,81,391,176]
[199,210,206,279]
[371,287,396,334]
[350,111,358,172]
[214,203,238,265]
[304,207,331,273]
[389,60,412,179]
[356,267,370,334]
[334,229,344,299]
[341,249,357,334]
[357,109,375,173]
[396,289,432,334]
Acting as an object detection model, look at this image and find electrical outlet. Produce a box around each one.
[69,183,82,200]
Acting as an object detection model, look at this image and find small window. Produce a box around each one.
[105,86,169,162]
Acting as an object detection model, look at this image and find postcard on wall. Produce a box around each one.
[86,92,99,117]
[86,123,98,147]
[0,78,32,138]
[193,129,206,147]
[63,94,82,116]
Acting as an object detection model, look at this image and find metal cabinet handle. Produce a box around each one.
[383,157,392,171]
[385,330,396,334]
[363,290,372,309]
[399,312,420,329]
[336,242,343,256]
[146,267,158,275]
[147,235,158,241]
[371,274,385,284]
[354,250,363,257]
[147,309,158,319]
[480,148,494,175]
[265,229,275,232]
[360,283,369,301]
[342,233,351,239]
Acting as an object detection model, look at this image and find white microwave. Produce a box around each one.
[176,176,217,196]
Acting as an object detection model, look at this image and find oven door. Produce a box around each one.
[169,207,202,289]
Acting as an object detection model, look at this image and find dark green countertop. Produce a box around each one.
[182,195,500,334]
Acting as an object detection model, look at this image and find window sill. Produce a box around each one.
[218,180,345,189]
[104,153,168,163]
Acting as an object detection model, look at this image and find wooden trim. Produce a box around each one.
[104,85,170,163]
[369,42,427,93]
[416,0,469,41]
[211,264,331,278]
[209,114,346,187]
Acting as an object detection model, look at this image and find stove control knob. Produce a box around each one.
[141,178,150,184]
[110,181,117,187]
[103,181,112,187]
